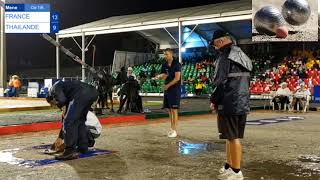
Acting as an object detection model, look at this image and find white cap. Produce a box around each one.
[281,82,287,86]
[128,67,133,71]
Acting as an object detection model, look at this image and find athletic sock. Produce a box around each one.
[231,167,241,173]
[224,163,230,170]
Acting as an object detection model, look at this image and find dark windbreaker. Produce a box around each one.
[210,44,252,115]
[49,80,98,108]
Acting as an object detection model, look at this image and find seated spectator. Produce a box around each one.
[5,75,21,97]
[195,80,205,95]
[200,74,208,83]
[4,76,14,97]
[272,82,292,110]
[297,66,307,79]
[187,76,194,84]
[196,63,202,70]
[292,83,311,111]
[8,76,14,87]
[138,71,147,85]
[313,60,320,69]
[150,66,156,78]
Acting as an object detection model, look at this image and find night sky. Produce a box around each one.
[5,0,236,73]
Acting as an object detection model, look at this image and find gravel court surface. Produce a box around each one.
[0,112,320,179]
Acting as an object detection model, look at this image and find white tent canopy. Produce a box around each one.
[55,0,252,81]
[57,0,251,38]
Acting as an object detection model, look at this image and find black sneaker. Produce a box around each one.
[88,139,95,148]
[78,148,89,154]
[55,152,79,160]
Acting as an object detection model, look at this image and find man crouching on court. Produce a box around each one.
[209,30,252,180]
[46,80,98,160]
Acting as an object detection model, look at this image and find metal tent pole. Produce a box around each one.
[56,35,60,79]
[81,32,86,82]
[0,0,7,92]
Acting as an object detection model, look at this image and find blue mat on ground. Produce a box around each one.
[19,145,114,167]
[246,116,304,126]
[30,144,52,150]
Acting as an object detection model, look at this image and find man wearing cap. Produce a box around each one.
[273,82,292,110]
[46,80,98,160]
[292,82,310,111]
[209,30,252,179]
[154,48,181,138]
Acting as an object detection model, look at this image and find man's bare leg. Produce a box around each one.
[169,109,173,130]
[229,139,242,170]
[226,140,232,167]
[172,109,178,132]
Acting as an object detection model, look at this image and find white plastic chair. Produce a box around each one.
[304,95,311,112]
[293,92,310,113]
[271,93,291,111]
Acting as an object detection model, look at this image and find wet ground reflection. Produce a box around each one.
[177,140,223,155]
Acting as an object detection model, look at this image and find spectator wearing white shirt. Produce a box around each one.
[272,82,292,110]
[127,67,136,80]
[292,83,311,111]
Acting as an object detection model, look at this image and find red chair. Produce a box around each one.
[315,76,320,83]
[312,79,319,86]
[258,87,264,94]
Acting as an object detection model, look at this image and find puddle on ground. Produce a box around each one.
[246,159,320,180]
[177,140,223,155]
[0,148,23,165]
[295,155,320,178]
[299,155,320,163]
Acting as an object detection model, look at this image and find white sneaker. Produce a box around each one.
[167,130,177,138]
[218,168,244,180]
[226,170,244,180]
[219,166,228,174]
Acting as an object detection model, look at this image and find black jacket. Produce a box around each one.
[210,44,252,115]
[49,80,98,108]
[120,77,140,96]
[116,70,128,85]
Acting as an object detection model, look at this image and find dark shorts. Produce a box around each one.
[217,113,247,140]
[163,90,181,109]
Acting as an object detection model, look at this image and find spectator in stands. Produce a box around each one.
[187,76,194,84]
[4,76,14,97]
[313,60,320,69]
[303,57,308,65]
[127,67,136,80]
[297,66,307,79]
[8,75,14,87]
[116,67,128,85]
[150,66,156,78]
[292,83,311,111]
[200,73,208,83]
[273,82,292,110]
[196,63,202,70]
[138,70,147,86]
[8,75,22,97]
[195,79,205,95]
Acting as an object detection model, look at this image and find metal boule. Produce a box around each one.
[254,6,286,35]
[282,0,311,25]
